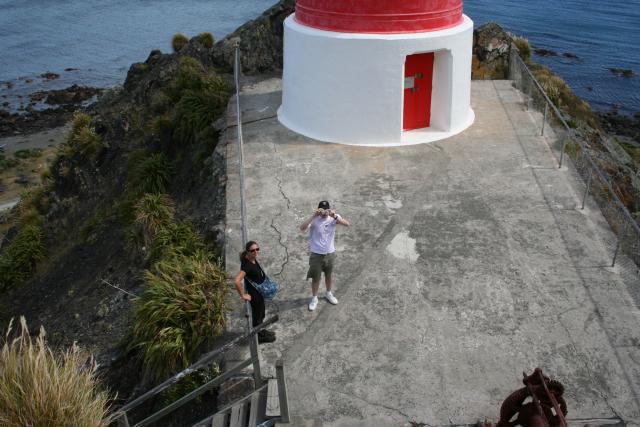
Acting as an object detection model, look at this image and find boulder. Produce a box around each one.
[212,0,295,74]
[472,22,513,79]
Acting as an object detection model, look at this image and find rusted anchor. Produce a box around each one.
[494,368,568,427]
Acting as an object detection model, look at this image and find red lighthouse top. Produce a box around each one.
[295,0,464,34]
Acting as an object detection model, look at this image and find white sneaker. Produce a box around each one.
[308,296,318,311]
[325,291,338,305]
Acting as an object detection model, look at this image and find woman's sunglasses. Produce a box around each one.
[249,248,260,253]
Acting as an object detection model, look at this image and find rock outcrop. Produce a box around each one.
[212,0,295,74]
[472,22,513,79]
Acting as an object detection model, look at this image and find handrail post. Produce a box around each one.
[581,170,593,210]
[612,238,621,267]
[276,360,290,423]
[541,103,548,136]
[559,136,568,169]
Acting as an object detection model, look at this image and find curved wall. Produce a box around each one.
[278,15,475,146]
[295,0,463,33]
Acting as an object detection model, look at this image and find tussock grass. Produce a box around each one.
[130,252,227,381]
[128,152,174,196]
[55,112,106,162]
[195,32,214,49]
[172,33,189,52]
[0,317,116,426]
[530,64,599,127]
[512,36,531,62]
[151,222,205,261]
[0,154,20,173]
[0,224,45,291]
[174,84,228,145]
[0,190,47,291]
[13,148,43,159]
[134,193,175,248]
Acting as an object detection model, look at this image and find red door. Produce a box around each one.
[403,53,434,131]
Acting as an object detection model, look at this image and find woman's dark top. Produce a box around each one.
[241,258,265,287]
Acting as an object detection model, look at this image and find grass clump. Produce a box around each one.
[172,33,189,52]
[13,148,43,160]
[0,317,116,426]
[130,252,227,381]
[133,193,175,248]
[151,222,205,261]
[128,152,174,196]
[0,224,45,291]
[0,190,47,291]
[195,32,214,49]
[0,154,20,173]
[513,36,531,62]
[57,112,106,161]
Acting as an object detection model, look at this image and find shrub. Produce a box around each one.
[150,91,172,114]
[151,222,205,261]
[513,36,531,62]
[130,252,227,381]
[0,224,46,291]
[62,112,105,160]
[195,32,214,49]
[134,193,175,247]
[0,317,116,426]
[173,77,230,145]
[0,155,19,173]
[172,33,189,52]
[13,148,43,159]
[128,152,174,196]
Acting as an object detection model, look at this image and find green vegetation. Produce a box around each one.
[160,365,220,407]
[0,191,46,291]
[0,317,115,426]
[151,222,205,261]
[130,251,227,381]
[172,33,189,53]
[13,148,43,160]
[0,154,19,173]
[512,36,531,62]
[169,58,230,146]
[529,63,598,127]
[195,32,214,49]
[133,193,175,248]
[54,112,106,162]
[128,153,174,196]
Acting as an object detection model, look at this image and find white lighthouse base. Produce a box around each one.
[278,15,475,146]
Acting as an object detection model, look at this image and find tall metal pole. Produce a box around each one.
[234,40,262,387]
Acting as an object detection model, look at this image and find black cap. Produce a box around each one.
[318,200,330,209]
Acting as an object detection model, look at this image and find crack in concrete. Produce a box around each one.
[321,384,413,421]
[270,217,289,277]
[272,142,292,210]
[270,141,291,277]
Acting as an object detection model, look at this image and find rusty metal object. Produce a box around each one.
[494,368,567,427]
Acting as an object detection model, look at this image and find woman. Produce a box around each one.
[234,241,276,343]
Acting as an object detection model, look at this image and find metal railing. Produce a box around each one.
[117,316,280,427]
[509,48,640,268]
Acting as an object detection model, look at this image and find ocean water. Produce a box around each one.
[1,0,638,114]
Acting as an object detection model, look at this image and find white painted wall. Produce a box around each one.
[278,15,475,146]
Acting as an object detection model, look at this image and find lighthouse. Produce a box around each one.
[278,0,475,146]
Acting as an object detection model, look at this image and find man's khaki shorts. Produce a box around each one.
[306,252,336,281]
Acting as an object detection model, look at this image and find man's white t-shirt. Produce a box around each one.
[308,216,338,254]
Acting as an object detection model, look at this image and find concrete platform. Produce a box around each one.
[223,79,640,426]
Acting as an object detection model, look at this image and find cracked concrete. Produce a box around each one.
[223,77,640,426]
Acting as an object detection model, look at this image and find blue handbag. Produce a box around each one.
[245,264,279,300]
